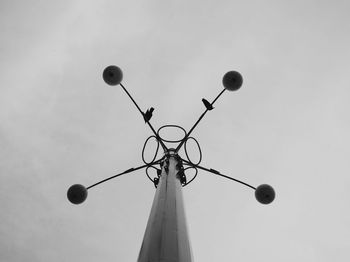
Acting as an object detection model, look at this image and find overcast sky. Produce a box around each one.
[1,0,350,261]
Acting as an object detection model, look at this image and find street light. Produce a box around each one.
[67,65,276,261]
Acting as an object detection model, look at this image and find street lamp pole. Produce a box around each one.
[138,151,192,262]
[66,65,276,261]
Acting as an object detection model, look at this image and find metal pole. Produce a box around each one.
[137,151,193,262]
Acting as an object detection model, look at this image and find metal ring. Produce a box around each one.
[142,136,160,165]
[145,166,156,183]
[184,137,202,166]
[157,124,187,143]
[182,166,198,187]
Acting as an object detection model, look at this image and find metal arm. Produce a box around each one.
[175,89,226,153]
[87,159,162,190]
[182,159,256,190]
[119,83,168,151]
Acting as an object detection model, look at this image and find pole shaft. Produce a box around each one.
[137,156,192,262]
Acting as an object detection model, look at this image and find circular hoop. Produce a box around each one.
[145,166,158,183]
[142,136,160,165]
[182,166,198,187]
[184,137,202,165]
[157,125,187,143]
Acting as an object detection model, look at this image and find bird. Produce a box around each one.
[202,98,213,110]
[143,107,154,123]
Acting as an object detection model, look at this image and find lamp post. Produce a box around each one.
[137,150,192,262]
[67,65,276,262]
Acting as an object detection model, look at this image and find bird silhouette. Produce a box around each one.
[202,98,213,110]
[143,107,154,123]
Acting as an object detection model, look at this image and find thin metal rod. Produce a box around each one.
[119,83,168,151]
[120,83,144,115]
[86,160,161,190]
[182,159,256,190]
[175,89,226,153]
[148,123,167,152]
[211,88,226,105]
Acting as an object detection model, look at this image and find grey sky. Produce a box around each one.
[1,0,350,261]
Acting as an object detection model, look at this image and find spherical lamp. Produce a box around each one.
[255,184,275,204]
[222,71,243,91]
[103,65,123,86]
[67,184,88,204]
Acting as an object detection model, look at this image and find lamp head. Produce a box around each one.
[222,71,243,91]
[255,184,275,204]
[103,65,123,86]
[67,184,88,205]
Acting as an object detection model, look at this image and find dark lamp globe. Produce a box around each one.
[222,71,243,91]
[67,184,88,205]
[255,184,275,204]
[103,65,123,86]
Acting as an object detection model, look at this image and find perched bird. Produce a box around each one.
[143,107,154,123]
[202,98,213,110]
